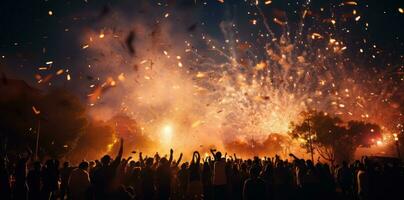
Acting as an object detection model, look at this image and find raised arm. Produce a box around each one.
[194,151,201,164]
[175,153,183,167]
[210,149,216,158]
[126,156,132,162]
[139,152,143,163]
[168,148,173,164]
[288,153,299,161]
[111,138,124,168]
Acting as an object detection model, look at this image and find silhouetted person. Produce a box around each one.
[188,151,203,199]
[230,163,243,200]
[41,159,60,200]
[68,161,91,200]
[141,157,155,200]
[155,149,174,200]
[337,161,353,198]
[300,159,320,200]
[316,163,335,199]
[211,149,227,200]
[27,161,41,200]
[202,159,213,200]
[177,162,189,199]
[243,164,267,200]
[273,157,291,200]
[357,163,368,200]
[14,157,29,200]
[60,161,72,200]
[0,158,11,200]
[92,138,124,200]
[127,166,142,198]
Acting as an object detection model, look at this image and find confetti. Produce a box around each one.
[311,33,323,39]
[264,1,272,5]
[343,1,357,6]
[251,19,257,25]
[118,73,125,81]
[255,61,266,70]
[273,18,285,26]
[196,72,205,78]
[32,106,41,115]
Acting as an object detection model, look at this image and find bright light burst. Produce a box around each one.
[161,124,174,144]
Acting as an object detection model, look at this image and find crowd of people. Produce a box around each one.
[0,139,403,200]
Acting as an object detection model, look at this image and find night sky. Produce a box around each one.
[0,0,403,96]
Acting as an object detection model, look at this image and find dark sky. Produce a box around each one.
[0,0,403,92]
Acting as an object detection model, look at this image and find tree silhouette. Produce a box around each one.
[290,111,381,164]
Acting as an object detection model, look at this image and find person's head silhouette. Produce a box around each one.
[215,151,222,160]
[101,155,111,166]
[146,158,154,167]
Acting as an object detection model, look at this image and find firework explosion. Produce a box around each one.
[2,0,403,158]
[86,0,402,156]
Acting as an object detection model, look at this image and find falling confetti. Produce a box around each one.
[32,106,41,115]
[264,1,272,5]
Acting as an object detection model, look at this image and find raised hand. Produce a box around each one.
[193,151,201,164]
